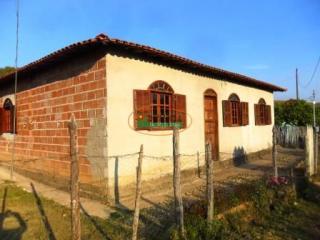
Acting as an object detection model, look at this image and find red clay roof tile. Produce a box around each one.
[0,33,286,92]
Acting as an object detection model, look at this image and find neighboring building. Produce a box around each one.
[0,34,285,187]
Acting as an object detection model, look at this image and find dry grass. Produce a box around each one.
[0,181,130,240]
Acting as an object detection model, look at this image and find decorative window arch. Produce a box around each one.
[4,98,14,110]
[258,98,266,105]
[229,93,240,102]
[222,93,248,127]
[148,80,174,93]
[0,98,16,134]
[255,98,271,125]
[204,89,217,97]
[133,81,186,130]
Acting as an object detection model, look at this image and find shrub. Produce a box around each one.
[170,215,226,240]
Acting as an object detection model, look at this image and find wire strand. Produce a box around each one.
[302,56,320,88]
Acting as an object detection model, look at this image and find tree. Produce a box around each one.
[0,66,15,77]
[275,99,319,126]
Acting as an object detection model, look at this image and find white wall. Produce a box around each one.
[105,54,274,186]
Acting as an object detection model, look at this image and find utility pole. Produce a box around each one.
[296,68,299,100]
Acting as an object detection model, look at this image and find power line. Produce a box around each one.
[303,56,320,88]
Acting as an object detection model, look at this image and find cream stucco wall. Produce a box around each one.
[105,53,274,187]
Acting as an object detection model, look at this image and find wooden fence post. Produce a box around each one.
[173,128,185,238]
[68,115,81,240]
[206,143,214,223]
[132,145,144,240]
[272,126,278,177]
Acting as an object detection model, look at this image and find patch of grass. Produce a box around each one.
[172,178,320,240]
[0,175,319,240]
[0,183,131,240]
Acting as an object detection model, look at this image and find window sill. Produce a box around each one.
[0,133,16,140]
[135,127,186,131]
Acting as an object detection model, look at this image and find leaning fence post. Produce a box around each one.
[206,143,214,223]
[68,115,81,240]
[272,126,278,177]
[173,128,185,238]
[132,145,144,240]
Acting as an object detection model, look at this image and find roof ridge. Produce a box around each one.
[0,34,286,92]
[95,33,110,40]
[109,37,286,91]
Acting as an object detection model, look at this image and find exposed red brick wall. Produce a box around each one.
[0,52,107,183]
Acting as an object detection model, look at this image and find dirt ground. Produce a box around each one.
[0,146,318,240]
[116,146,305,210]
[0,146,305,219]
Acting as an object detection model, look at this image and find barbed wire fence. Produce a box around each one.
[0,136,283,205]
[0,123,316,239]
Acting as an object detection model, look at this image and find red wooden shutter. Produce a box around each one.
[133,90,151,129]
[0,108,4,134]
[266,105,272,125]
[222,100,232,127]
[241,102,249,126]
[11,106,16,133]
[2,110,11,133]
[254,104,261,125]
[173,94,187,128]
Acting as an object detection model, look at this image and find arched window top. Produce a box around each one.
[258,98,266,105]
[148,80,174,93]
[3,98,13,110]
[204,89,217,97]
[228,93,240,102]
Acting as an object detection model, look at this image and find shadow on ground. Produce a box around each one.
[0,187,27,240]
[31,183,56,240]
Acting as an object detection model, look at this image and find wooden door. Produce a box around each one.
[204,92,219,160]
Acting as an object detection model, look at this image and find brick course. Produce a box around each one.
[0,51,107,183]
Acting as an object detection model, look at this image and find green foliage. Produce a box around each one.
[0,66,15,77]
[250,179,272,213]
[173,178,307,240]
[170,215,226,240]
[317,104,320,126]
[275,99,318,126]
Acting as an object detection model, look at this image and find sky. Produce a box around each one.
[0,0,319,101]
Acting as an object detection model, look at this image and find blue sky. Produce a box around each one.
[1,0,319,100]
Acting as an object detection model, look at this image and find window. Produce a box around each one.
[254,98,271,125]
[222,94,249,127]
[0,98,16,134]
[133,81,186,130]
[229,94,240,125]
[151,86,172,125]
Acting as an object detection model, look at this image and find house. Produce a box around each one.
[0,34,286,188]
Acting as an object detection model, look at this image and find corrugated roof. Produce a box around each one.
[0,33,286,92]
